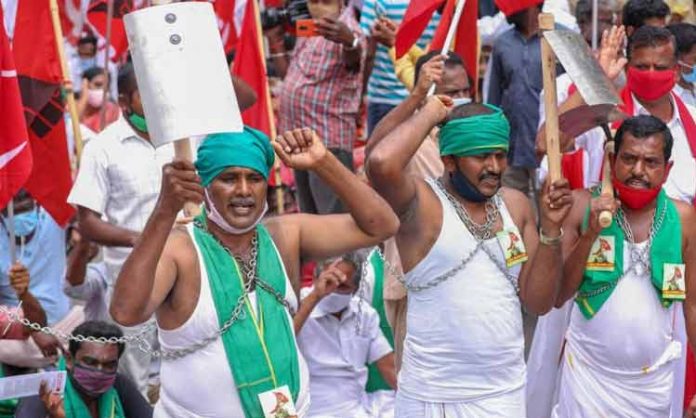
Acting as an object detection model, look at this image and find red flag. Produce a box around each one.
[13,0,75,225]
[394,0,445,59]
[213,0,238,54]
[0,3,32,210]
[87,0,133,62]
[60,0,87,45]
[232,0,274,138]
[430,0,480,97]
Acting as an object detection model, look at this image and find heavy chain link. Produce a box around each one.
[577,204,666,299]
[385,180,519,294]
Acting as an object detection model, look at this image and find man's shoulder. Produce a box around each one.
[672,198,696,224]
[83,118,130,154]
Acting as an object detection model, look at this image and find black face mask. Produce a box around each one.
[449,167,489,203]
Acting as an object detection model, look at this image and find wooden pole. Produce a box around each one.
[99,0,114,130]
[7,201,16,263]
[427,0,467,97]
[49,0,84,162]
[599,125,614,228]
[539,13,562,183]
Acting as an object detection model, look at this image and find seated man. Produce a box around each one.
[296,253,397,418]
[15,320,152,418]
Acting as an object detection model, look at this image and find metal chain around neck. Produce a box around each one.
[436,179,500,241]
[578,203,667,299]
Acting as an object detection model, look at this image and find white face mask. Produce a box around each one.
[452,97,472,107]
[205,189,268,235]
[318,292,352,313]
[87,88,104,108]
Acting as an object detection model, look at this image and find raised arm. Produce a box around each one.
[367,95,451,215]
[271,129,399,260]
[515,178,573,315]
[110,161,204,326]
[556,191,619,307]
[366,54,445,155]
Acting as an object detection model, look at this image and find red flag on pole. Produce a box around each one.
[232,0,274,138]
[87,0,133,62]
[213,0,238,54]
[394,0,445,59]
[430,0,480,97]
[12,0,75,225]
[0,3,32,210]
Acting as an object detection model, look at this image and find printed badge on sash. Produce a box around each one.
[662,263,686,300]
[258,385,298,418]
[496,227,528,268]
[586,236,615,271]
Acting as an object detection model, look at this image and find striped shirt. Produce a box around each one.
[360,0,439,105]
[278,8,365,151]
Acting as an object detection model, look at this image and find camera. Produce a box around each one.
[261,0,311,30]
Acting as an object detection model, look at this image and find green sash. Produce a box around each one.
[365,249,395,393]
[58,357,125,418]
[0,365,17,417]
[193,217,300,418]
[577,189,682,319]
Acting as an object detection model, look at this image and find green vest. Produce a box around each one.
[365,249,395,393]
[577,189,683,319]
[0,365,17,418]
[193,217,300,417]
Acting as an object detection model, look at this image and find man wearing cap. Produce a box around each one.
[110,127,399,418]
[366,97,572,417]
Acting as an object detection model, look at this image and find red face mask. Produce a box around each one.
[611,164,671,210]
[626,67,677,101]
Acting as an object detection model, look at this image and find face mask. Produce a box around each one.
[127,111,148,133]
[611,178,661,210]
[318,292,352,313]
[308,1,341,19]
[87,88,104,108]
[626,67,677,102]
[680,62,696,84]
[452,97,472,107]
[71,364,117,397]
[450,167,491,203]
[205,189,268,235]
[3,209,39,238]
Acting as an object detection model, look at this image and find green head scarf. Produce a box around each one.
[439,104,511,157]
[195,127,276,186]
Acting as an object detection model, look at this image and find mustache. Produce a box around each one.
[625,176,651,187]
[229,197,256,206]
[478,172,501,182]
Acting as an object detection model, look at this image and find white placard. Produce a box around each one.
[0,371,67,400]
[124,2,243,148]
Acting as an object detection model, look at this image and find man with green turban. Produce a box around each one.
[110,126,399,417]
[366,96,573,417]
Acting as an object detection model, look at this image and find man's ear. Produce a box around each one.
[441,155,456,172]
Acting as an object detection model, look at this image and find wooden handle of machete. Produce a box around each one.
[599,141,614,228]
[174,139,202,218]
[539,13,562,183]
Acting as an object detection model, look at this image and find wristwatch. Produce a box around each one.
[344,34,360,50]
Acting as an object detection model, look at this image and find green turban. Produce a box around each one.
[439,104,511,157]
[195,127,275,186]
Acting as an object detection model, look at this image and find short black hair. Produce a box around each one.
[627,25,677,60]
[622,0,669,30]
[117,62,138,97]
[667,23,696,56]
[69,321,125,359]
[614,115,673,160]
[82,66,107,82]
[446,102,495,123]
[414,50,465,86]
[576,0,619,23]
[78,35,97,48]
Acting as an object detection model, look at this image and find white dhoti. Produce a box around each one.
[395,387,525,418]
[552,242,685,418]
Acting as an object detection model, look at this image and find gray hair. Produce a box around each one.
[315,249,371,286]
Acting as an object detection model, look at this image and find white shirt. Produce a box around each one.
[674,84,696,108]
[68,116,174,285]
[63,262,109,322]
[297,290,392,417]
